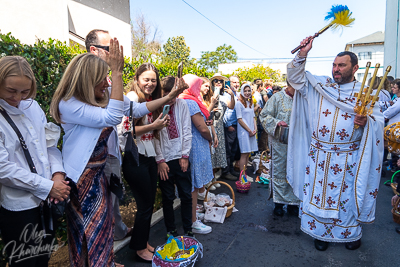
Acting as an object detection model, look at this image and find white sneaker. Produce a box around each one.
[213,178,221,188]
[205,182,216,191]
[192,220,212,234]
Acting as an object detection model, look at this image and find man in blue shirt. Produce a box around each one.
[221,76,240,180]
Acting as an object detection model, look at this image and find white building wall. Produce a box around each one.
[0,0,69,45]
[0,0,132,57]
[68,1,131,55]
[347,44,384,81]
[384,0,400,78]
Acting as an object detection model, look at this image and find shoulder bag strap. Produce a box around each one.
[129,101,137,141]
[0,106,37,173]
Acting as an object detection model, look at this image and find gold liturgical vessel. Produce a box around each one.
[353,62,392,128]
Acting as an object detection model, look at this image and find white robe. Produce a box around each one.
[286,55,384,242]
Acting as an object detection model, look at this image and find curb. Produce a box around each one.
[113,198,181,253]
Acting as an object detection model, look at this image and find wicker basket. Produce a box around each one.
[235,180,251,193]
[391,170,400,195]
[204,181,235,218]
[392,197,400,224]
[235,170,251,193]
[256,150,270,174]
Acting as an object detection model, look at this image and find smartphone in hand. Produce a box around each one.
[161,105,170,119]
[225,80,231,89]
[213,87,220,97]
[177,62,183,78]
[208,110,215,120]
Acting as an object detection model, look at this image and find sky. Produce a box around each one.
[129,0,386,75]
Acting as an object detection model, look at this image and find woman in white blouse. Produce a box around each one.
[0,56,70,267]
[124,63,170,262]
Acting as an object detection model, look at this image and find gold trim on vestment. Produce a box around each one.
[330,107,340,142]
[354,120,369,217]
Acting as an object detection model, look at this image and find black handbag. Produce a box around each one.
[109,173,124,200]
[122,101,140,180]
[0,105,66,232]
[123,101,139,166]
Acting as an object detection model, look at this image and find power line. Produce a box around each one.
[181,0,270,57]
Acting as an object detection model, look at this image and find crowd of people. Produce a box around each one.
[0,29,399,267]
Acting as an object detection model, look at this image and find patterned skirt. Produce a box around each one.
[67,127,115,267]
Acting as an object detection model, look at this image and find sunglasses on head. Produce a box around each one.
[92,45,109,52]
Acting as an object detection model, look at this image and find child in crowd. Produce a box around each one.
[155,76,193,237]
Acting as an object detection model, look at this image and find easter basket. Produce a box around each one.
[204,181,235,218]
[152,236,203,267]
[235,170,251,194]
[256,150,270,175]
[391,170,400,195]
[391,197,400,225]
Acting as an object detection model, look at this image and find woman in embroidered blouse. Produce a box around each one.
[50,39,125,266]
[236,84,258,174]
[0,56,69,266]
[124,63,170,261]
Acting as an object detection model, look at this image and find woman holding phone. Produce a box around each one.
[124,63,168,262]
[123,63,188,262]
[204,74,235,183]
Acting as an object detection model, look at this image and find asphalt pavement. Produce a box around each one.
[116,169,399,267]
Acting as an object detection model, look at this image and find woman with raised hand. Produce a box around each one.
[50,38,125,266]
[0,56,69,267]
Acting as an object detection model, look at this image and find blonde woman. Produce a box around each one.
[0,56,69,266]
[50,39,126,266]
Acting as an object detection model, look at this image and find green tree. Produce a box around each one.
[198,44,237,72]
[161,36,193,65]
[226,64,282,84]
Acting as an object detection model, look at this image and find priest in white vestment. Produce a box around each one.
[286,37,384,251]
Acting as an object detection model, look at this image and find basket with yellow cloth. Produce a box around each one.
[152,236,203,267]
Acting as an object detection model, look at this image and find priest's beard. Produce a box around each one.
[332,68,354,84]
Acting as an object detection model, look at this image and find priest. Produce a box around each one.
[286,36,384,251]
[260,82,299,216]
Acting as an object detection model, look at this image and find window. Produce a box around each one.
[358,52,372,60]
[357,72,371,81]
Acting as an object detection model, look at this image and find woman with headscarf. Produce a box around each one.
[236,84,258,174]
[179,74,213,234]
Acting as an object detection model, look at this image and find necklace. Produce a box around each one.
[337,80,357,103]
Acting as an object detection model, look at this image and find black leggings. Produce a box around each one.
[124,154,158,250]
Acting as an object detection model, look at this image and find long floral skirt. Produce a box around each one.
[67,127,115,267]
